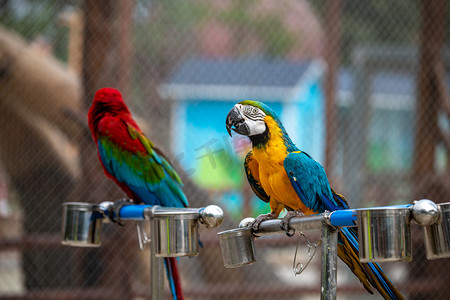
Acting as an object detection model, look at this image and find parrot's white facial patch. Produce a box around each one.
[237,104,267,136]
[246,118,267,136]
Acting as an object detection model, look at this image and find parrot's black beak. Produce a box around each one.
[226,106,250,137]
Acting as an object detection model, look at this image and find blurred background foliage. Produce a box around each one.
[0,0,449,299]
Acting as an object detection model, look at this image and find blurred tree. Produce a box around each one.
[211,0,296,58]
[411,1,448,299]
[312,0,422,65]
[132,0,322,82]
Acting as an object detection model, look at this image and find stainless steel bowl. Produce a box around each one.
[218,227,256,268]
[153,210,199,257]
[61,202,103,247]
[357,207,412,262]
[424,202,450,260]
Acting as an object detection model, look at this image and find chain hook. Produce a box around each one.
[292,231,322,276]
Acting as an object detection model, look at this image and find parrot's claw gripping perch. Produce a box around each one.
[250,212,277,231]
[108,198,134,226]
[280,210,304,237]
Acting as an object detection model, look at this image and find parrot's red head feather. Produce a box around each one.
[88,87,132,140]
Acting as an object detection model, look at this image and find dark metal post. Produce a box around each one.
[150,217,165,300]
[321,223,338,300]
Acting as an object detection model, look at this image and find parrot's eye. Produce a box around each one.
[253,108,258,114]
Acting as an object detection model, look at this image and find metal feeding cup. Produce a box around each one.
[423,202,450,260]
[357,206,412,262]
[218,227,256,268]
[61,202,103,247]
[152,210,199,257]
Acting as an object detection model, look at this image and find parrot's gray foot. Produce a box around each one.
[280,210,304,237]
[108,198,134,226]
[250,212,277,231]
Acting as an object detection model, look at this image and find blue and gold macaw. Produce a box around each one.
[226,100,403,300]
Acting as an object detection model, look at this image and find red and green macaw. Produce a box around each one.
[88,87,187,300]
[226,100,403,300]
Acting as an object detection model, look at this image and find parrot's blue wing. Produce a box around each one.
[283,151,347,213]
[244,150,270,203]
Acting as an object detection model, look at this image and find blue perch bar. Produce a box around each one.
[329,204,413,227]
[330,209,358,227]
[118,204,152,220]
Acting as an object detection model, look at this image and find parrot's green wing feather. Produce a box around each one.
[127,125,184,186]
[244,150,270,203]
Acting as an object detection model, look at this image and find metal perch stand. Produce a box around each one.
[218,199,450,300]
[61,201,224,300]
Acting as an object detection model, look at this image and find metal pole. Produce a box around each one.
[150,217,164,299]
[321,223,338,300]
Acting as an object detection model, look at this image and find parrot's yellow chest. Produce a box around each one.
[252,117,313,214]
